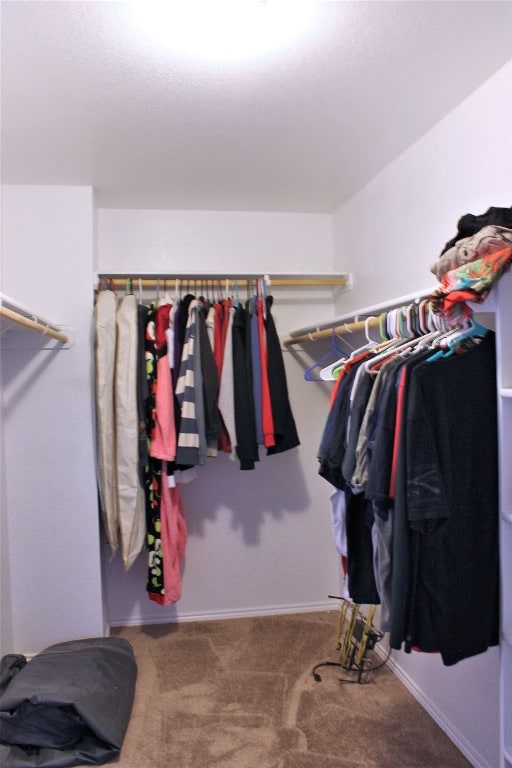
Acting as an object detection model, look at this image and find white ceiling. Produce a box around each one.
[1,1,511,213]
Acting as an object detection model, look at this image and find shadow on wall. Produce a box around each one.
[101,444,318,626]
[0,345,63,414]
[0,385,14,656]
[181,446,311,546]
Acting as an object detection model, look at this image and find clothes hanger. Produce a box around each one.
[378,311,390,341]
[233,279,240,308]
[320,316,381,381]
[304,329,349,382]
[362,306,420,373]
[417,299,433,335]
[427,314,488,361]
[158,279,172,306]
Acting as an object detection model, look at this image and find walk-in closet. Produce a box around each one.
[1,2,511,767]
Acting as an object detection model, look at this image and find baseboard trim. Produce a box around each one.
[375,645,492,768]
[108,600,337,627]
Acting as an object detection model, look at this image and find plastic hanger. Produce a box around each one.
[318,316,374,381]
[427,315,488,361]
[158,279,172,306]
[378,312,389,341]
[362,306,421,373]
[322,316,382,381]
[304,329,348,381]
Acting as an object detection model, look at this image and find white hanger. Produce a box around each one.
[319,316,378,381]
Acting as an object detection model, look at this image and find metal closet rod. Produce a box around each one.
[97,273,350,289]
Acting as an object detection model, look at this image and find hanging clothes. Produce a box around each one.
[137,302,150,480]
[94,289,118,557]
[142,304,168,603]
[257,296,276,449]
[249,296,264,446]
[218,301,236,459]
[94,278,300,603]
[399,332,499,665]
[232,301,259,470]
[264,295,300,455]
[317,292,500,664]
[115,294,146,571]
[175,300,202,467]
[214,298,233,454]
[149,302,176,462]
[154,466,187,605]
[192,300,208,466]
[197,302,221,455]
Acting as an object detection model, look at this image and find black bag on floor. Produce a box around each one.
[0,637,137,767]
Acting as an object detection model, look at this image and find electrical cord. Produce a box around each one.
[312,643,392,682]
[369,643,392,671]
[312,661,344,682]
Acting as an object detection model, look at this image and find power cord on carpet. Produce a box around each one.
[312,642,392,684]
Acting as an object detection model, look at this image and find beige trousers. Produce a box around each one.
[95,290,119,555]
[115,294,146,570]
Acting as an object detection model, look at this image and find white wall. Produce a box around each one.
[334,59,512,314]
[96,208,343,625]
[332,60,512,768]
[0,185,105,656]
[97,209,335,276]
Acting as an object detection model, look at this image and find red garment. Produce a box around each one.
[213,300,232,453]
[149,467,187,606]
[257,298,275,448]
[150,304,176,461]
[213,302,225,379]
[213,299,232,377]
[329,365,345,408]
[389,365,407,500]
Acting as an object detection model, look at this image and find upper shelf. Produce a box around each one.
[96,272,352,291]
[283,282,500,346]
[0,293,70,345]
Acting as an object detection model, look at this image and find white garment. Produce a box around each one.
[95,290,119,556]
[206,305,215,349]
[115,294,146,570]
[330,490,350,600]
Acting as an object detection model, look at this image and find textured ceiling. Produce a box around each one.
[1,1,511,212]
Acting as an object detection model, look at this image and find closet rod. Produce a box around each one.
[97,274,350,289]
[283,316,381,346]
[0,306,69,343]
[285,285,437,344]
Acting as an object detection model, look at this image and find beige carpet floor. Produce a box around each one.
[110,611,472,768]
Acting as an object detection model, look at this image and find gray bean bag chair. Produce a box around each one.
[0,637,137,767]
